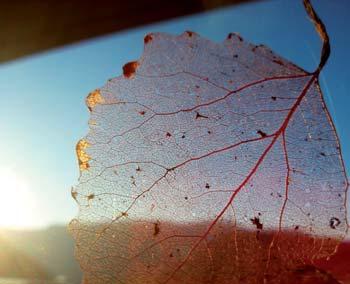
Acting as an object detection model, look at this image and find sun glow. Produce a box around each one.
[0,168,37,228]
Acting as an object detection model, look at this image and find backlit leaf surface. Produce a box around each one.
[70,31,348,283]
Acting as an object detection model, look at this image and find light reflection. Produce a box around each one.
[0,167,36,228]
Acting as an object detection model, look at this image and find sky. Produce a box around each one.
[0,0,348,229]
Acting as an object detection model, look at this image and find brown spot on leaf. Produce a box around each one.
[166,132,172,138]
[87,194,95,201]
[76,139,91,171]
[195,111,208,119]
[144,34,153,44]
[71,189,78,200]
[205,183,210,189]
[186,31,194,37]
[123,61,139,78]
[86,89,104,111]
[329,217,340,229]
[257,130,267,137]
[250,216,263,230]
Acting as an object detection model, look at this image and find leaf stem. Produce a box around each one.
[303,0,330,73]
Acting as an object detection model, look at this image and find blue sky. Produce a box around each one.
[0,0,348,228]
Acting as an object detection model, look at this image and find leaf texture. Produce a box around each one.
[70,31,348,284]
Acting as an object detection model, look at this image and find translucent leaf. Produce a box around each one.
[69,30,348,284]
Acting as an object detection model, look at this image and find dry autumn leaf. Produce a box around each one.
[69,1,348,283]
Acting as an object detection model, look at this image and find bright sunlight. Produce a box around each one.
[0,167,36,228]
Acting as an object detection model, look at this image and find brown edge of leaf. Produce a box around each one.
[76,139,91,172]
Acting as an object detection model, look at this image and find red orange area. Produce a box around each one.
[315,240,350,283]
